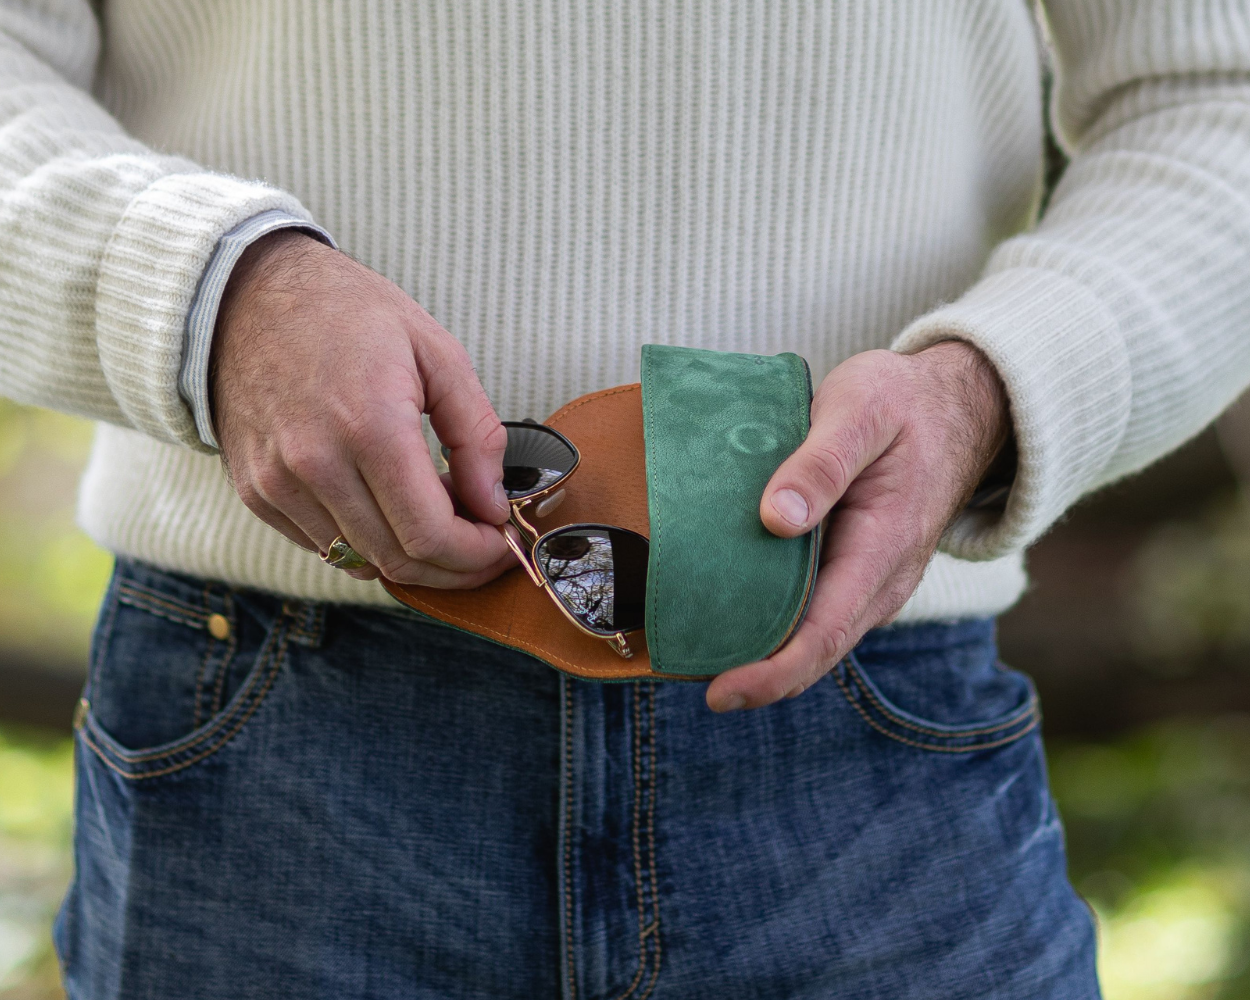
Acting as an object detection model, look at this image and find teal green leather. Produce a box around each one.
[641,345,819,676]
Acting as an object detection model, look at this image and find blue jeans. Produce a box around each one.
[56,559,1099,999]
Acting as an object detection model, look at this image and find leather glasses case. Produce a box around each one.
[383,345,820,681]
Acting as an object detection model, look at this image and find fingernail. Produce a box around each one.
[715,694,746,713]
[494,481,509,512]
[785,684,805,699]
[770,489,809,527]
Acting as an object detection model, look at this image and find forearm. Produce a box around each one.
[894,4,1250,559]
[0,5,314,447]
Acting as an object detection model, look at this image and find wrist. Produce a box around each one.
[216,228,324,333]
[912,339,1011,484]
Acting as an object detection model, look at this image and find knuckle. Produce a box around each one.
[251,464,291,505]
[395,522,446,563]
[816,624,852,665]
[282,440,338,485]
[375,550,418,581]
[804,442,852,497]
[476,413,509,456]
[881,582,915,618]
[233,478,264,513]
[338,409,392,457]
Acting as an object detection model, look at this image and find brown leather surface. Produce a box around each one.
[382,383,684,680]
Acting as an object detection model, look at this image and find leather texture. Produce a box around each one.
[383,347,818,680]
[383,384,667,681]
[641,344,818,675]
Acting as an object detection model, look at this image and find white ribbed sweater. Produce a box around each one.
[4,0,1250,621]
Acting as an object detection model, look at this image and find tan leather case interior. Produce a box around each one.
[382,383,676,681]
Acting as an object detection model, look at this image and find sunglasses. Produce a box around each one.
[475,420,649,659]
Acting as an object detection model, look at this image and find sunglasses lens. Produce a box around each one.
[502,423,578,499]
[535,527,648,635]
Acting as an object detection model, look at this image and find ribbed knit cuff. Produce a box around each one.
[892,267,1132,560]
[95,172,316,453]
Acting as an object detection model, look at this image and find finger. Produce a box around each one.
[351,418,513,574]
[706,508,903,711]
[240,491,321,553]
[415,320,509,525]
[760,384,899,539]
[246,470,381,581]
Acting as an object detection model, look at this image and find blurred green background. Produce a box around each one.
[2,395,1250,999]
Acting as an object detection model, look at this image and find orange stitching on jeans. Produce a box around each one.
[638,681,662,1000]
[611,684,649,1000]
[117,583,207,628]
[562,678,578,1000]
[833,667,1039,753]
[207,594,239,717]
[80,629,289,781]
[190,583,214,728]
[84,622,282,763]
[611,681,662,1000]
[844,655,1038,738]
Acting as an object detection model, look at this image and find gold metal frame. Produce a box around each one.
[498,422,642,659]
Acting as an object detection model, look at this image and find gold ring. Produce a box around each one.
[319,535,369,571]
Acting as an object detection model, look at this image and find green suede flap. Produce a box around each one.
[641,345,818,676]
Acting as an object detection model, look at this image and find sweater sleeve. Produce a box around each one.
[892,0,1250,560]
[0,1,318,452]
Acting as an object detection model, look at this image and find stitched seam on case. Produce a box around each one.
[844,656,1037,738]
[116,583,207,628]
[80,628,289,780]
[83,619,283,763]
[641,363,663,669]
[547,384,639,424]
[562,678,578,1000]
[833,667,1039,753]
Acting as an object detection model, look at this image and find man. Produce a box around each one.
[3,1,1249,996]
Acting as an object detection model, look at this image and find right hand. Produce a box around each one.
[210,229,516,588]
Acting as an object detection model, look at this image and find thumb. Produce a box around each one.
[418,324,510,526]
[760,391,896,538]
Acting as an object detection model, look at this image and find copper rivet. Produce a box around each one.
[207,613,231,641]
[72,698,89,731]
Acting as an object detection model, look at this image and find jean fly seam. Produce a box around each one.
[608,681,661,1000]
[116,582,208,629]
[79,625,289,780]
[833,665,1039,753]
[612,683,649,1000]
[80,617,287,772]
[844,654,1039,738]
[639,681,661,999]
[561,677,578,1000]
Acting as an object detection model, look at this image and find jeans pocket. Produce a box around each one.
[77,561,293,780]
[832,622,1039,753]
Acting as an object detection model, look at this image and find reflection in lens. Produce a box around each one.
[502,423,578,499]
[536,527,648,634]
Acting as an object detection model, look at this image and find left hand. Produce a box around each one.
[705,340,1010,712]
